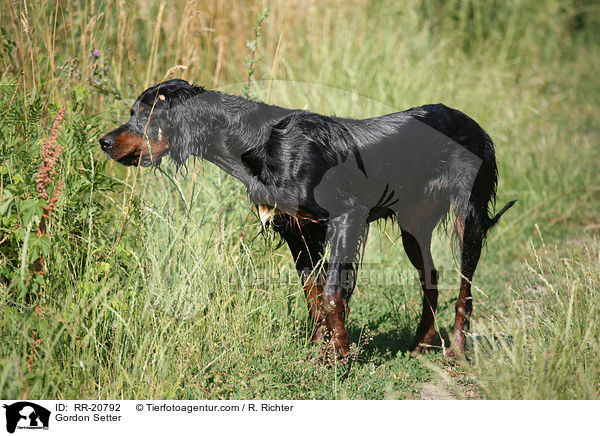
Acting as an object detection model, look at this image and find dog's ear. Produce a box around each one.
[164,102,192,167]
[162,86,207,168]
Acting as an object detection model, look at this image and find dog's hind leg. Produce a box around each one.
[397,198,447,355]
[322,208,369,358]
[401,228,439,354]
[448,214,484,357]
[275,217,328,343]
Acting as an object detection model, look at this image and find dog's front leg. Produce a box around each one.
[323,208,369,358]
[322,262,354,358]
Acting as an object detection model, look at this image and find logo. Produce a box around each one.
[3,402,50,433]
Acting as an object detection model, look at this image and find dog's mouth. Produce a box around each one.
[115,152,154,167]
[102,146,153,167]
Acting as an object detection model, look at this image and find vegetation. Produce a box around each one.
[0,0,598,399]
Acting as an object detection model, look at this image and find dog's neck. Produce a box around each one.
[181,91,291,189]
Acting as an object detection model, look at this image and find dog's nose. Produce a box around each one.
[99,135,113,151]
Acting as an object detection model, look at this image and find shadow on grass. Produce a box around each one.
[347,323,451,361]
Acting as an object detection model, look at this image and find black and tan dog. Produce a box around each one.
[100,79,515,358]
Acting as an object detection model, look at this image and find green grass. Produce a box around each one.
[1,0,599,399]
[468,240,600,399]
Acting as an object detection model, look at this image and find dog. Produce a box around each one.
[100,79,515,359]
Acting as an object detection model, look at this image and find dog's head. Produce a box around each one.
[99,79,204,167]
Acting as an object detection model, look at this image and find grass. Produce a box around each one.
[0,0,599,399]
[468,240,600,399]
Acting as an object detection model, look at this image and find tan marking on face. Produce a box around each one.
[112,131,143,160]
[112,130,169,163]
[143,135,169,163]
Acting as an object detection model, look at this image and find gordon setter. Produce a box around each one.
[100,79,515,359]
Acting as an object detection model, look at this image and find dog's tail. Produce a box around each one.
[485,199,517,232]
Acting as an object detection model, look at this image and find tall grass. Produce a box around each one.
[1,0,599,399]
[468,240,600,399]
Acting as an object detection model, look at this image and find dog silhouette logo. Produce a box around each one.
[3,402,50,433]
